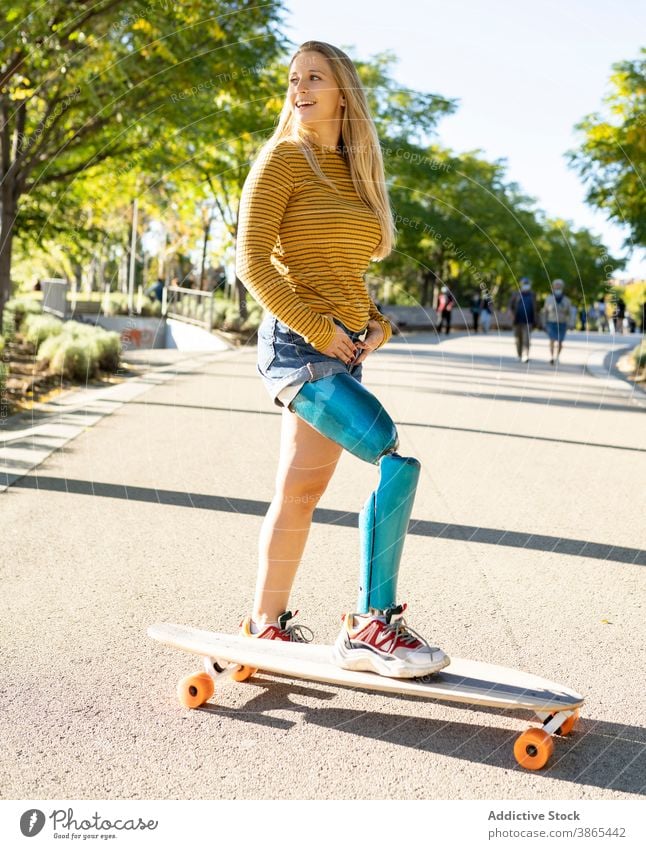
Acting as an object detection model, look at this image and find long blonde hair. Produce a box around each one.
[258,40,395,260]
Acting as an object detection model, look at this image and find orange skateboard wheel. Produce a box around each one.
[177,671,215,709]
[230,665,257,682]
[556,709,580,737]
[514,728,554,770]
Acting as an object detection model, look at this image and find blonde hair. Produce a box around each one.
[257,40,395,260]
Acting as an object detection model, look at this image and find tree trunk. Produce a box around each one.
[199,221,210,290]
[0,194,17,328]
[420,268,435,306]
[235,275,248,320]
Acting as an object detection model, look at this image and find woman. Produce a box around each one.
[235,41,449,678]
[542,279,572,365]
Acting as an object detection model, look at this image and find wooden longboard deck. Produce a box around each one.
[148,623,584,713]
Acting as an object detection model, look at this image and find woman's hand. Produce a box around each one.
[320,317,359,363]
[352,320,384,365]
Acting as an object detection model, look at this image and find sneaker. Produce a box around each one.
[239,610,313,643]
[332,603,450,678]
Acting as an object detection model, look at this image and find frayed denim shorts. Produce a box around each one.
[256,314,368,408]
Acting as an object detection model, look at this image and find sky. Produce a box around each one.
[283,0,645,279]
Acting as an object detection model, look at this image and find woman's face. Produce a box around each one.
[288,51,344,138]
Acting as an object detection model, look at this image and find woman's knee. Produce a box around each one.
[274,478,328,511]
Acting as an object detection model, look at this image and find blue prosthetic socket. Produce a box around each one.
[288,373,421,614]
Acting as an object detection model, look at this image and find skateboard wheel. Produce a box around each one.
[177,672,215,709]
[556,709,579,737]
[230,665,257,682]
[514,728,554,770]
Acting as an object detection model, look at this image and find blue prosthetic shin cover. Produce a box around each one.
[357,453,420,613]
[288,373,421,614]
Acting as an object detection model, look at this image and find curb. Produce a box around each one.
[0,348,238,493]
[584,342,646,409]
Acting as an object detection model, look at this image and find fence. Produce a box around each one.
[163,286,216,331]
[41,279,68,318]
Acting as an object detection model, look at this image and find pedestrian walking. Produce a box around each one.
[470,292,481,332]
[235,40,449,677]
[587,302,598,331]
[507,277,538,362]
[596,299,607,332]
[542,279,572,365]
[146,277,165,302]
[437,285,455,335]
[609,295,626,334]
[480,293,494,334]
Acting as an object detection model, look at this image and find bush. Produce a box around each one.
[211,301,229,327]
[92,329,121,370]
[140,298,162,317]
[23,313,64,348]
[0,361,6,401]
[240,312,262,331]
[623,281,646,325]
[49,338,93,381]
[36,319,122,379]
[37,333,64,363]
[222,305,242,331]
[633,342,646,371]
[2,297,42,338]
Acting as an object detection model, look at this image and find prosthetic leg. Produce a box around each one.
[288,373,421,614]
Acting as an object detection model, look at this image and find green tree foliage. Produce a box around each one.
[0,0,288,321]
[2,19,624,323]
[567,50,646,248]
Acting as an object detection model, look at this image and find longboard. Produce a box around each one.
[148,622,585,771]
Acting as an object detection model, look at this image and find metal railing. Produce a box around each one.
[41,279,68,318]
[163,285,216,330]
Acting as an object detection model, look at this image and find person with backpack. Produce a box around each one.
[507,277,538,363]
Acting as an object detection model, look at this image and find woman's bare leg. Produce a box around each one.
[252,404,344,624]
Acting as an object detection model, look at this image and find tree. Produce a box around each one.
[567,50,646,249]
[0,0,287,324]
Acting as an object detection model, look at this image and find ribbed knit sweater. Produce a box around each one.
[235,139,392,352]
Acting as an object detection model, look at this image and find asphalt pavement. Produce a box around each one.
[1,328,644,800]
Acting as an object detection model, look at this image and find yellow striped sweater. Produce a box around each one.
[235,139,393,353]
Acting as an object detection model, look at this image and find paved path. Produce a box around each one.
[1,329,644,800]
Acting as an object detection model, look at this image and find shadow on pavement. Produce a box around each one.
[194,674,646,794]
[125,401,646,454]
[409,386,644,414]
[11,475,646,566]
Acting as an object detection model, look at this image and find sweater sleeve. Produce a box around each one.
[367,297,393,350]
[235,144,337,352]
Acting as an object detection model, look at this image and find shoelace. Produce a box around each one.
[382,616,438,651]
[279,622,314,643]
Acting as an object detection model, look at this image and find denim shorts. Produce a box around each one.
[256,314,368,408]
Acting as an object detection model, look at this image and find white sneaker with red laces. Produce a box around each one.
[239,610,313,643]
[331,603,450,678]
